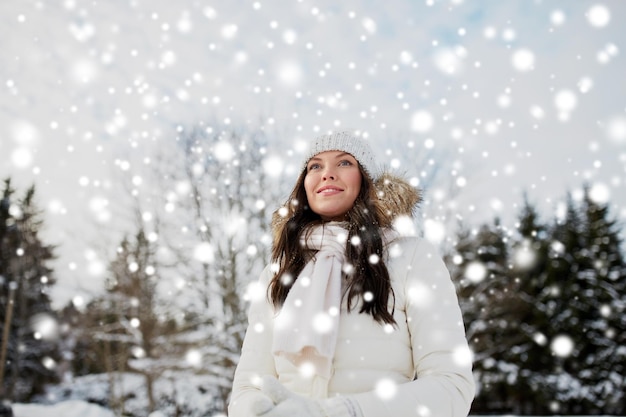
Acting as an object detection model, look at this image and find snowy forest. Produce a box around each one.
[1,126,626,416]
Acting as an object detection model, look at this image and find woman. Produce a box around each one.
[229,131,475,417]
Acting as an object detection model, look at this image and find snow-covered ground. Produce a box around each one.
[6,373,622,417]
[13,400,114,417]
[10,402,613,417]
[8,372,225,417]
[12,400,229,417]
[12,400,227,417]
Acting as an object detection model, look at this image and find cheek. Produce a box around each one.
[304,174,316,197]
[347,174,362,204]
[348,171,362,192]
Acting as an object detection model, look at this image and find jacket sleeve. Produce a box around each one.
[351,238,476,417]
[228,265,278,417]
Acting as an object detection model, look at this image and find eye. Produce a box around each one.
[308,163,321,171]
[338,160,354,167]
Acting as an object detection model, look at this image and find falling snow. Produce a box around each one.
[1,0,625,415]
[551,334,575,358]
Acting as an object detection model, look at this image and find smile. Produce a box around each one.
[317,186,343,195]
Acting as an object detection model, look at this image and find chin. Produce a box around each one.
[319,212,348,221]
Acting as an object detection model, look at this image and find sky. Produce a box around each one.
[1,0,625,308]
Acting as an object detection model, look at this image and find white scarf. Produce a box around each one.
[272,223,348,379]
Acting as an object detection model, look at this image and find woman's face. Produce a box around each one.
[304,151,362,221]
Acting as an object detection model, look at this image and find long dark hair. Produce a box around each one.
[269,164,396,325]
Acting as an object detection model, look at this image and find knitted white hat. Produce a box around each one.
[303,131,380,179]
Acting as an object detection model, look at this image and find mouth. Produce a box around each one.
[317,186,344,195]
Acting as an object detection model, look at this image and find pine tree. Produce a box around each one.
[447,218,514,412]
[449,190,626,414]
[570,188,626,412]
[85,225,165,413]
[501,192,625,414]
[0,179,60,402]
[505,196,555,414]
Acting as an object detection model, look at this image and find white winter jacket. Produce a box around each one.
[229,235,475,417]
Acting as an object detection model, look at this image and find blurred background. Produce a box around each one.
[1,0,625,415]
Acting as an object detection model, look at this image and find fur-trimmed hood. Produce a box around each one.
[271,172,422,245]
[373,172,422,228]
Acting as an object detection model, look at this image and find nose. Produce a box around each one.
[322,166,336,180]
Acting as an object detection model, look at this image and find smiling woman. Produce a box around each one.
[228,131,475,417]
[304,151,362,221]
